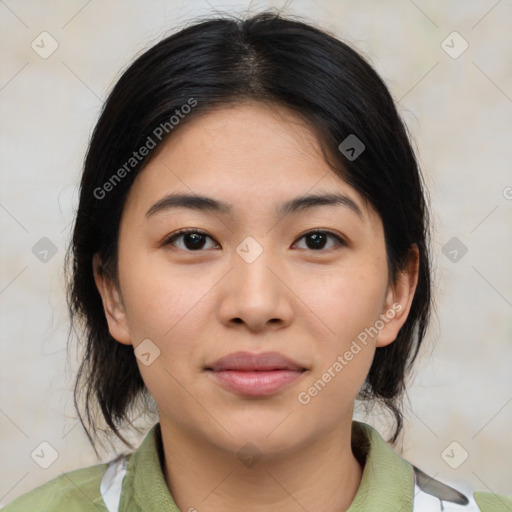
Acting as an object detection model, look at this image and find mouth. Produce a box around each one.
[204,351,308,397]
[205,350,307,372]
[205,368,307,396]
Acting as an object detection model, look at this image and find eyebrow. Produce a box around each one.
[145,191,364,220]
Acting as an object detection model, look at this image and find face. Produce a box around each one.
[94,101,418,458]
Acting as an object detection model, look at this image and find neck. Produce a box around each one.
[158,418,365,512]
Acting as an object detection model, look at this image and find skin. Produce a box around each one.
[93,101,419,512]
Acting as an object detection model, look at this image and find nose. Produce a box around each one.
[216,241,294,332]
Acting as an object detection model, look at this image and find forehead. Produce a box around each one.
[123,101,375,224]
[153,101,332,182]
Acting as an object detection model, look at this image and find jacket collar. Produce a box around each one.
[119,420,415,512]
[347,422,414,511]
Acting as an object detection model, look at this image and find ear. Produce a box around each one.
[375,244,420,348]
[92,253,132,345]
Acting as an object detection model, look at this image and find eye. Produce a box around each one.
[163,228,346,252]
[163,228,219,251]
[292,229,346,251]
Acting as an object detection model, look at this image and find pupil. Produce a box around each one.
[308,233,325,249]
[185,233,205,249]
[182,233,327,250]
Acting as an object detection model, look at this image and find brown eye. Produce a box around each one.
[163,228,346,252]
[292,230,346,251]
[164,229,219,251]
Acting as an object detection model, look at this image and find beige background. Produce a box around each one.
[1,0,511,506]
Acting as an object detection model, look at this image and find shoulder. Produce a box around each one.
[355,421,511,512]
[473,491,512,511]
[1,462,110,512]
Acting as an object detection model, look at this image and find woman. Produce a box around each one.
[2,10,510,512]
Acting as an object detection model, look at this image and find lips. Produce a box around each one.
[205,351,306,372]
[205,351,307,396]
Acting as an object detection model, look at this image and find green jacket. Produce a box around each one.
[2,421,510,511]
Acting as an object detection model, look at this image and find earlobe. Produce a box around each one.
[375,244,420,348]
[92,253,132,345]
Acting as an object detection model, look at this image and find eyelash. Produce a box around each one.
[163,228,347,252]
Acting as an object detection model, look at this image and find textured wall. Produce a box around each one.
[1,0,511,506]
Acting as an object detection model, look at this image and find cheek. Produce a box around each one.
[118,261,213,404]
[115,255,219,414]
[118,244,213,341]
[301,260,388,343]
[295,273,380,417]
[295,259,387,390]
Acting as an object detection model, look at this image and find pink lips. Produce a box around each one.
[205,351,307,396]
